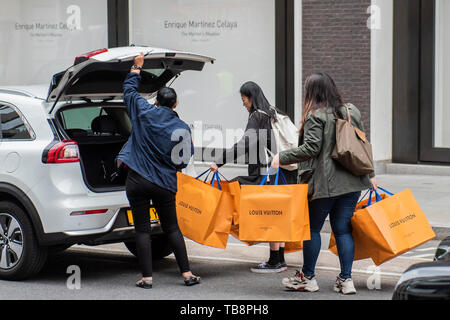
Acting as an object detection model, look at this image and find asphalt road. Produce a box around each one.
[0,234,438,301]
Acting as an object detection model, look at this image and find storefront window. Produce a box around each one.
[129,0,276,148]
[0,0,108,86]
[434,0,450,148]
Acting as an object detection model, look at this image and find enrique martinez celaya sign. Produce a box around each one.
[164,19,238,41]
[13,5,83,38]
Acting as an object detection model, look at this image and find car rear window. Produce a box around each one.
[59,106,131,138]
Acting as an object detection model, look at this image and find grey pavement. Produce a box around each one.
[0,232,438,300]
[0,230,439,300]
[0,241,401,301]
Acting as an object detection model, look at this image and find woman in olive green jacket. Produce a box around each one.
[271,73,377,295]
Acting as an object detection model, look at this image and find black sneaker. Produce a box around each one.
[136,279,152,289]
[279,262,288,272]
[184,276,201,286]
[250,261,285,274]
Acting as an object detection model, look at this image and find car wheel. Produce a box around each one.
[124,234,173,260]
[0,201,48,280]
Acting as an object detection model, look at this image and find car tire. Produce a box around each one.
[124,234,173,260]
[0,201,48,280]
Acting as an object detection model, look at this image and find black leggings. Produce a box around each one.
[125,169,191,277]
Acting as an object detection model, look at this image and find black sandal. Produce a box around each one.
[136,279,152,289]
[184,276,201,286]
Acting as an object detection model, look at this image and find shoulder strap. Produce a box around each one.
[254,109,269,117]
[344,104,351,124]
[336,104,352,124]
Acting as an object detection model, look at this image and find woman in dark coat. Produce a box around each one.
[211,81,297,273]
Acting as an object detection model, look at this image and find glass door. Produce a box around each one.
[420,0,450,162]
[0,0,108,86]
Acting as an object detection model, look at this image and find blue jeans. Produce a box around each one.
[302,192,361,280]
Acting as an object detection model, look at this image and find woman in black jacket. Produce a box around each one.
[210,81,297,273]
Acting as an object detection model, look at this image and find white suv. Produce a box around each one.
[0,46,214,280]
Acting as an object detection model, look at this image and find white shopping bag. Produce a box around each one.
[182,156,197,177]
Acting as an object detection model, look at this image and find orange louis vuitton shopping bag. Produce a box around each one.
[176,170,234,249]
[209,171,241,226]
[230,212,308,253]
[329,187,435,266]
[239,168,310,243]
[329,191,388,261]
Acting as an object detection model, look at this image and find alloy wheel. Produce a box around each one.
[0,213,24,270]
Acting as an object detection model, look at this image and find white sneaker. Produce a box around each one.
[282,270,319,292]
[334,276,357,295]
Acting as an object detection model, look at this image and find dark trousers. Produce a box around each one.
[125,169,190,277]
[302,191,361,279]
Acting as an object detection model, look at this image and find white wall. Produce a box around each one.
[294,0,302,127]
[370,0,393,162]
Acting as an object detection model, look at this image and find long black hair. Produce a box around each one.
[240,81,276,120]
[300,72,344,135]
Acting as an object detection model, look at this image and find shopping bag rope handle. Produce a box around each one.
[260,168,288,186]
[204,171,214,183]
[360,186,394,204]
[211,172,222,190]
[375,190,383,202]
[377,186,394,196]
[195,169,229,184]
[279,170,288,185]
[359,189,371,202]
[196,169,210,180]
[194,169,214,184]
[216,171,229,182]
[367,187,384,207]
[367,190,375,206]
[275,168,288,185]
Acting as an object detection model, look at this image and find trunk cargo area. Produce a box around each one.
[56,104,131,192]
[77,138,127,190]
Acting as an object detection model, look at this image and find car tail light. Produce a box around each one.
[70,209,108,216]
[43,141,80,164]
[74,48,108,65]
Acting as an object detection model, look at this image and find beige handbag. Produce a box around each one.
[331,105,374,176]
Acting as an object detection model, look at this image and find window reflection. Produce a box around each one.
[0,105,31,139]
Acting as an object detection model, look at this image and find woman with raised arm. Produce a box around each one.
[118,53,200,289]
